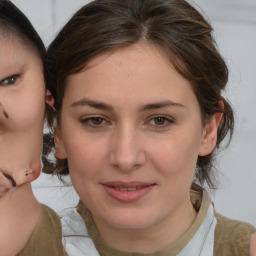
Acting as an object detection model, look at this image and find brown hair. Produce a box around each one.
[45,0,234,188]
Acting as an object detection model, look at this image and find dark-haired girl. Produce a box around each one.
[0,1,66,255]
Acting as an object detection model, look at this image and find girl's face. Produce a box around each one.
[56,44,221,234]
[0,36,45,188]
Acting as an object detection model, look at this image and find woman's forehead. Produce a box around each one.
[63,44,199,112]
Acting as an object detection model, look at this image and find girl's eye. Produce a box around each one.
[0,75,20,86]
[148,116,173,128]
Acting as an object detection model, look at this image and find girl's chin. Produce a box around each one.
[8,159,42,186]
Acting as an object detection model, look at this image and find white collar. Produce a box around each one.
[60,203,216,256]
[177,204,216,256]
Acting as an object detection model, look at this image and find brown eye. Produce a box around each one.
[80,116,108,128]
[91,117,104,126]
[148,116,173,128]
[153,117,167,125]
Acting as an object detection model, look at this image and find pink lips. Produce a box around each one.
[102,181,155,203]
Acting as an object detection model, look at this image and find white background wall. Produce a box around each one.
[11,0,256,226]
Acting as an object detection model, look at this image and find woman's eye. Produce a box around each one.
[0,75,20,86]
[148,116,173,127]
[90,117,105,126]
[81,116,107,127]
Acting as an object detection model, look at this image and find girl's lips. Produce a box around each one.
[102,181,155,203]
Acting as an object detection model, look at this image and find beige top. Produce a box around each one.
[77,185,256,256]
[18,185,256,255]
[18,204,67,256]
[213,212,255,255]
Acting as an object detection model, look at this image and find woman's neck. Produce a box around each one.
[93,198,197,254]
[0,183,42,256]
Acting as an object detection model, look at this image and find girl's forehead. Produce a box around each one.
[0,30,39,56]
[0,36,42,71]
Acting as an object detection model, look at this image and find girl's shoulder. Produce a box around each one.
[18,204,68,256]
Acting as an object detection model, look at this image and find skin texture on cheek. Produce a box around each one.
[0,38,45,192]
[0,97,44,188]
[0,102,43,189]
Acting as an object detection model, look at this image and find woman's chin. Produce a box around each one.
[97,210,156,231]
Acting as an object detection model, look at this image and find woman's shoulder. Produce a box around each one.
[18,204,68,256]
[213,212,256,256]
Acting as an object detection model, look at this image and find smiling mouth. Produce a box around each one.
[112,186,145,191]
[102,182,155,202]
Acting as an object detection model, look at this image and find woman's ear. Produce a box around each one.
[45,89,55,109]
[54,127,67,159]
[199,111,223,156]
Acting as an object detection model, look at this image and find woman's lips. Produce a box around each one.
[102,181,155,203]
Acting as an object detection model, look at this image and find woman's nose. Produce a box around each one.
[109,125,146,173]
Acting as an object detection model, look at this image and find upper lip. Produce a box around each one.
[102,181,155,188]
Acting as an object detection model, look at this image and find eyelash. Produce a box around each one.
[80,116,109,128]
[80,115,174,130]
[146,115,174,129]
[0,74,20,86]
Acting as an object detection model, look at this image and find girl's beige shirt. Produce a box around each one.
[17,204,68,256]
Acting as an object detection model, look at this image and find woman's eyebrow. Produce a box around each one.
[139,100,186,112]
[71,99,186,112]
[71,98,113,111]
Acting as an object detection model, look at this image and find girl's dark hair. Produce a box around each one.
[46,0,234,188]
[0,0,54,127]
[0,0,44,58]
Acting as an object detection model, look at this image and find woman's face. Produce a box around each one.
[0,35,45,188]
[56,44,219,232]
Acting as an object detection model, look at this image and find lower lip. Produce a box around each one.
[103,185,155,203]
